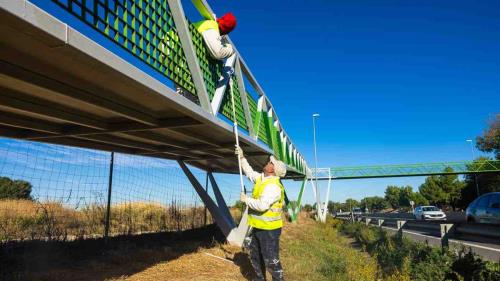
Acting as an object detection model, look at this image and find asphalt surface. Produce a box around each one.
[380,225,500,262]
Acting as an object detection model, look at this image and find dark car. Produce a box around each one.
[466,192,500,224]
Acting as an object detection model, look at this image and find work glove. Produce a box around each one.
[223,65,235,77]
[235,145,244,159]
[240,192,247,203]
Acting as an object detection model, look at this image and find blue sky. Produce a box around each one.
[200,0,500,202]
[6,0,500,205]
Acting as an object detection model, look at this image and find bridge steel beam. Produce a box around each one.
[167,0,213,115]
[210,54,237,115]
[234,58,255,138]
[0,60,158,126]
[290,176,307,222]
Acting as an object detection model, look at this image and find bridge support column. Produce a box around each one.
[378,219,385,227]
[440,224,455,249]
[291,176,307,223]
[365,218,372,226]
[178,161,235,237]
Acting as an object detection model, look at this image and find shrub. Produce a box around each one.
[0,177,33,200]
[336,221,500,281]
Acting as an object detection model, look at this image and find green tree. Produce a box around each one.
[385,186,401,209]
[458,117,500,208]
[410,192,429,207]
[384,185,428,210]
[0,176,33,200]
[302,204,313,212]
[476,115,499,159]
[345,198,359,211]
[419,168,464,209]
[440,167,465,209]
[360,196,388,212]
[459,157,500,209]
[419,176,445,206]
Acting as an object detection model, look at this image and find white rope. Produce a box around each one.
[202,252,235,264]
[229,75,245,194]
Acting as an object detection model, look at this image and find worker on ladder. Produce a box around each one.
[236,146,286,281]
[193,12,237,60]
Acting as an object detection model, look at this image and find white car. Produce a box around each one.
[413,206,447,221]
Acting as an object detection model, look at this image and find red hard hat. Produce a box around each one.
[217,12,236,35]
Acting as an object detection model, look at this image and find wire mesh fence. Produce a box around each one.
[0,137,241,242]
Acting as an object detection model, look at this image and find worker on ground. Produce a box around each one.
[235,146,286,281]
[194,12,236,60]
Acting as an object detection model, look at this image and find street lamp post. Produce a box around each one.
[466,139,480,197]
[312,113,321,219]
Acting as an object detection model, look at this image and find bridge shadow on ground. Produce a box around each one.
[0,224,226,281]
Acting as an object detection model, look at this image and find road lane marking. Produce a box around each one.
[449,240,500,252]
[380,226,500,252]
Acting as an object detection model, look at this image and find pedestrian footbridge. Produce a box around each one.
[0,0,307,178]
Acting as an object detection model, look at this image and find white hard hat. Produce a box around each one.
[270,155,287,178]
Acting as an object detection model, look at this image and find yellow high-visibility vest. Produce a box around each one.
[193,20,219,33]
[248,176,285,230]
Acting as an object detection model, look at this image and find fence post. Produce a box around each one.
[104,152,114,241]
[204,172,209,226]
[440,223,455,249]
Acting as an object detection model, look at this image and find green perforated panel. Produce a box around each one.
[51,0,196,95]
[247,93,257,122]
[219,78,248,130]
[258,113,270,145]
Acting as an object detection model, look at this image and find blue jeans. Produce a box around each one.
[249,228,284,281]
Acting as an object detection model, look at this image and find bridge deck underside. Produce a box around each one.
[0,5,302,177]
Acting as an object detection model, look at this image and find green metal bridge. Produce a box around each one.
[313,159,500,180]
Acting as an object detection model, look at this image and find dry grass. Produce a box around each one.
[0,199,213,241]
[0,199,82,240]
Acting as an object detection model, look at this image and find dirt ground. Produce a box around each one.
[109,214,319,281]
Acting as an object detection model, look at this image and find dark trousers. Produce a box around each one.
[249,228,284,281]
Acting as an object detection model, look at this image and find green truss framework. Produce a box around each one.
[47,0,307,175]
[293,160,500,223]
[316,159,500,180]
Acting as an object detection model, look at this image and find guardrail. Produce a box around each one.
[335,213,500,249]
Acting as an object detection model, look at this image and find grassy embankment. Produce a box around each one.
[339,221,500,281]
